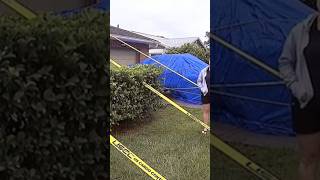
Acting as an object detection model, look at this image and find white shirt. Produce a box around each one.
[197,66,210,96]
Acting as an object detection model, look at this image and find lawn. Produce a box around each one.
[110,104,301,180]
[110,105,210,180]
[211,143,298,180]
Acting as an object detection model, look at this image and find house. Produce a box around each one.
[0,0,100,15]
[133,32,206,56]
[110,25,163,65]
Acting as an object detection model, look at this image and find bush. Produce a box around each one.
[110,65,164,127]
[0,11,108,179]
[166,43,210,63]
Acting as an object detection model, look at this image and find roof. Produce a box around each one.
[159,37,203,48]
[110,26,159,45]
[133,31,205,49]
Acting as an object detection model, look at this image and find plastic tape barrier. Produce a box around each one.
[110,135,166,180]
[110,59,280,180]
[211,135,279,180]
[1,0,37,19]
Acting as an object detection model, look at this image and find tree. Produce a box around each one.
[166,43,210,63]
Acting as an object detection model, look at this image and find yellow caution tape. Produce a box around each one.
[110,135,166,180]
[111,59,280,180]
[211,135,279,180]
[1,0,37,19]
[110,58,122,68]
[111,59,209,129]
[142,82,210,130]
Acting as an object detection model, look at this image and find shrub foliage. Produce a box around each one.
[166,43,210,63]
[0,11,108,179]
[110,65,164,127]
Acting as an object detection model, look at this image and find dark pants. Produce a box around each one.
[292,97,320,134]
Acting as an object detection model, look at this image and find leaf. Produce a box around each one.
[37,65,52,75]
[31,102,46,113]
[13,89,25,101]
[65,76,79,86]
[79,62,88,71]
[3,53,16,59]
[8,67,20,77]
[43,88,56,101]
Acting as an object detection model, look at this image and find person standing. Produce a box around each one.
[197,63,210,134]
[279,1,320,179]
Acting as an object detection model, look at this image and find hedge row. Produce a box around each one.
[110,65,164,127]
[166,43,210,63]
[0,11,108,179]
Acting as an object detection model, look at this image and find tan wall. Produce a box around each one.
[138,46,149,62]
[0,0,96,15]
[110,39,150,63]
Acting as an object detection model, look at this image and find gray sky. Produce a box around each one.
[110,0,210,42]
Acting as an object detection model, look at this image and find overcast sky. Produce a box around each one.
[110,0,210,42]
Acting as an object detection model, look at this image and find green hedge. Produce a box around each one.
[111,65,164,127]
[0,11,108,179]
[166,43,210,63]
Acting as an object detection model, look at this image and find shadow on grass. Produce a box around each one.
[110,105,170,134]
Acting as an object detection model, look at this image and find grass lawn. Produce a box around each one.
[110,105,210,180]
[211,141,299,180]
[110,104,302,180]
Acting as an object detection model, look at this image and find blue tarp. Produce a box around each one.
[211,0,315,135]
[59,0,109,15]
[92,0,109,11]
[141,54,208,105]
